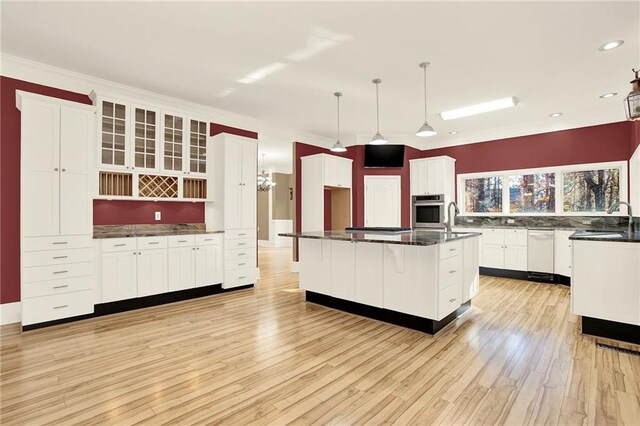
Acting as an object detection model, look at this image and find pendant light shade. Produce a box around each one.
[331,92,347,152]
[416,62,437,137]
[370,79,388,145]
[625,68,640,121]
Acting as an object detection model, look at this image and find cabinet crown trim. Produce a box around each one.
[16,90,96,112]
[409,155,456,164]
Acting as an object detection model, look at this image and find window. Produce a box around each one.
[464,177,503,213]
[563,168,620,213]
[509,173,555,213]
[458,162,626,215]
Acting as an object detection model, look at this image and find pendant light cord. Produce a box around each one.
[337,94,340,140]
[375,81,380,132]
[423,65,428,121]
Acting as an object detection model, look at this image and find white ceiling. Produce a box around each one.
[2,1,639,168]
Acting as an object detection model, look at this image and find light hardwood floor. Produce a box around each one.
[1,246,639,425]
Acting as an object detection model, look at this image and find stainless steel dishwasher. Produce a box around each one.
[528,229,555,280]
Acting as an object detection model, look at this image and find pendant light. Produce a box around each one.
[370,78,388,145]
[416,62,437,137]
[624,68,640,121]
[257,154,276,191]
[330,92,347,152]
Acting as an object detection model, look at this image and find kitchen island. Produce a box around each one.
[570,230,640,345]
[281,230,481,334]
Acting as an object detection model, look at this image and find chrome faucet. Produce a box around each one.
[607,201,634,234]
[445,201,460,233]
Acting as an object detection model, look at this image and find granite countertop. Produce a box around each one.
[569,230,640,243]
[279,230,481,246]
[93,224,224,239]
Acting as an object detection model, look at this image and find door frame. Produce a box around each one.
[364,175,402,227]
[631,144,640,214]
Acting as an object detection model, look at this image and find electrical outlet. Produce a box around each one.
[465,218,474,223]
[507,219,515,224]
[155,211,161,221]
[582,220,592,225]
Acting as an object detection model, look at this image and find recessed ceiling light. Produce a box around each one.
[600,92,617,99]
[598,40,624,51]
[449,131,458,135]
[440,97,518,120]
[549,112,563,118]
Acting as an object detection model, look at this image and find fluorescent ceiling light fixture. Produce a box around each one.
[549,112,563,117]
[215,88,236,98]
[598,40,624,51]
[238,62,288,84]
[600,92,617,99]
[440,97,518,120]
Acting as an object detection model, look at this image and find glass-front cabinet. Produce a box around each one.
[133,106,158,171]
[162,112,185,173]
[100,101,128,169]
[188,119,208,175]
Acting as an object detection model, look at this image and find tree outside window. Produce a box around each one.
[562,169,619,212]
[464,177,502,213]
[509,173,555,213]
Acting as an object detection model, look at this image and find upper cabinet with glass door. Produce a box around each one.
[188,118,208,176]
[161,112,185,174]
[132,106,159,171]
[100,100,129,169]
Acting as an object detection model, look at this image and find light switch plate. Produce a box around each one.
[155,211,161,221]
[507,219,515,224]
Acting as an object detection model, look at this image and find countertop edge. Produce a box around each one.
[278,232,481,246]
[93,230,225,239]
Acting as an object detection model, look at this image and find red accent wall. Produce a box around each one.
[0,77,92,304]
[93,200,205,225]
[632,121,640,154]
[210,123,258,139]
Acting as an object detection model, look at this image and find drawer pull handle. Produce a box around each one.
[52,256,68,259]
[114,244,126,247]
[53,305,69,309]
[449,270,457,274]
[53,270,68,275]
[148,242,160,245]
[238,262,246,266]
[239,252,246,255]
[53,285,69,289]
[449,248,457,252]
[238,276,247,279]
[52,242,68,245]
[449,298,457,303]
[238,233,247,236]
[238,243,246,246]
[178,240,189,243]
[204,238,213,241]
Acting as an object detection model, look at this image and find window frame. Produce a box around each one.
[457,161,628,216]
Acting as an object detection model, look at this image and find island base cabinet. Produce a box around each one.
[383,244,437,319]
[462,238,480,302]
[331,241,356,301]
[572,241,640,326]
[354,243,384,308]
[299,239,332,294]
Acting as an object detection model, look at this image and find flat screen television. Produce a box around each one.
[364,145,405,168]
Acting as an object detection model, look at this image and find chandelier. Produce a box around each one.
[257,153,276,192]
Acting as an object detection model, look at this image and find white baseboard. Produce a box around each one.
[0,302,21,325]
[291,261,299,273]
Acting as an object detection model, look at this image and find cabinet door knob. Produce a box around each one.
[62,168,66,172]
[54,168,59,171]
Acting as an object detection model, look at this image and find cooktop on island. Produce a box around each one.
[345,227,413,234]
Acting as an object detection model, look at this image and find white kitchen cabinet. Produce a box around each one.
[504,245,528,271]
[572,241,640,326]
[355,242,384,308]
[462,237,480,302]
[168,247,196,292]
[95,97,130,170]
[409,156,455,197]
[301,154,353,232]
[102,251,137,302]
[480,228,527,271]
[383,244,438,319]
[554,230,574,277]
[187,118,208,176]
[299,239,332,294]
[483,244,505,269]
[220,135,257,230]
[137,249,168,297]
[331,240,357,301]
[131,105,159,172]
[195,244,223,287]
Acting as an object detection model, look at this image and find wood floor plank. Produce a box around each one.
[1,246,639,425]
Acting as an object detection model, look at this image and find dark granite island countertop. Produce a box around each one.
[569,230,640,243]
[279,230,481,246]
[94,224,225,239]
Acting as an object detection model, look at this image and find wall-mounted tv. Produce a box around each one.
[364,145,405,168]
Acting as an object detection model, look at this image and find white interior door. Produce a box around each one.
[364,176,401,227]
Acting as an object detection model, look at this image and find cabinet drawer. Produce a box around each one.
[482,228,505,245]
[137,236,168,250]
[439,241,462,260]
[22,290,94,326]
[23,235,93,252]
[226,238,256,250]
[102,238,136,253]
[23,262,94,284]
[225,248,256,261]
[504,229,527,247]
[22,248,95,268]
[226,258,255,270]
[439,256,462,290]
[196,234,223,246]
[223,268,256,289]
[22,276,94,299]
[168,235,196,248]
[225,229,254,240]
[438,282,462,320]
